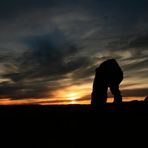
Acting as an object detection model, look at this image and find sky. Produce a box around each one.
[0,0,148,105]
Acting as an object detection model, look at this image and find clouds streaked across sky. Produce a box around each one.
[0,0,148,104]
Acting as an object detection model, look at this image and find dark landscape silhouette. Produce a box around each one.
[1,100,147,147]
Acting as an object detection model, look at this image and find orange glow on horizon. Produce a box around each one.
[51,84,92,103]
[65,92,81,100]
[0,96,145,105]
[0,83,146,105]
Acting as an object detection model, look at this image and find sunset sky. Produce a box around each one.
[0,0,148,105]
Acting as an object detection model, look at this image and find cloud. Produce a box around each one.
[0,0,57,20]
[129,34,148,49]
[0,81,51,99]
[0,31,96,99]
[122,88,148,97]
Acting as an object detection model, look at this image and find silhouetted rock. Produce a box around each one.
[91,59,123,106]
[144,96,148,102]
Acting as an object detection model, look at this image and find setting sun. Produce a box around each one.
[49,84,92,104]
[65,93,80,101]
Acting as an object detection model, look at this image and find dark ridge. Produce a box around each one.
[1,101,148,147]
[0,101,148,120]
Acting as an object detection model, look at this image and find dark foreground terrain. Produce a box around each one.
[0,101,148,147]
[0,101,148,119]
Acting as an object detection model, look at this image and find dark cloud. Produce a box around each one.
[0,49,17,63]
[1,0,147,21]
[19,34,82,78]
[129,34,148,48]
[0,81,50,99]
[122,88,148,98]
[123,59,148,72]
[0,0,57,19]
[0,32,96,99]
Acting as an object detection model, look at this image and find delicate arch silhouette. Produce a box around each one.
[91,59,123,106]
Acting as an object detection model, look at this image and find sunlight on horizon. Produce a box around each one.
[50,84,92,103]
[0,96,145,105]
[0,83,146,105]
[0,81,146,105]
[66,93,81,101]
